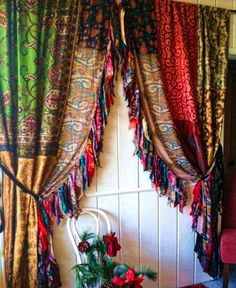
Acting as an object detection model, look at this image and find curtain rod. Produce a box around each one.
[229,10,236,14]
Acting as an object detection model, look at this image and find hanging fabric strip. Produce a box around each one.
[0,169,3,233]
[122,0,196,209]
[122,0,230,278]
[0,1,120,287]
[197,6,230,167]
[154,0,207,175]
[193,6,230,277]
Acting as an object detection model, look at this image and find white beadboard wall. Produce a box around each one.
[0,1,236,288]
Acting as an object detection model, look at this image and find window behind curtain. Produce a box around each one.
[224,59,236,173]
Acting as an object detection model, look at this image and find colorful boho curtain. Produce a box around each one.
[0,1,118,287]
[123,0,230,278]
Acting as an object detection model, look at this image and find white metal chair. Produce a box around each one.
[67,208,112,265]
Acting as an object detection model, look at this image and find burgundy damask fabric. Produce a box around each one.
[154,0,207,174]
[155,1,198,123]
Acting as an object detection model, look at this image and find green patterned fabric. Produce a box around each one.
[0,1,78,157]
[0,1,118,287]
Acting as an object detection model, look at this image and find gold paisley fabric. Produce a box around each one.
[197,6,230,167]
[138,53,196,176]
[43,48,105,196]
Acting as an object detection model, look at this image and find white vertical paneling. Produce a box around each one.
[119,193,139,267]
[79,196,98,232]
[117,72,139,190]
[139,191,159,288]
[195,253,212,283]
[178,206,195,287]
[97,195,119,236]
[53,220,76,288]
[159,198,177,288]
[96,98,119,192]
[97,195,121,261]
[53,197,97,288]
[138,163,152,189]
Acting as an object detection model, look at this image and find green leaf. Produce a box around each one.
[139,265,158,281]
[81,231,95,242]
[73,231,158,287]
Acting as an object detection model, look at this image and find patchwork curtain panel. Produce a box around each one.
[0,0,119,287]
[123,0,230,279]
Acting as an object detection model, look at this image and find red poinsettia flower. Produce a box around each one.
[112,268,144,288]
[103,232,121,257]
[112,276,126,287]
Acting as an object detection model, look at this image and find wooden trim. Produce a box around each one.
[223,263,229,288]
[229,48,236,58]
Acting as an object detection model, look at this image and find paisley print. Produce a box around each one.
[0,11,7,27]
[23,0,38,8]
[56,15,71,36]
[0,0,117,287]
[45,90,61,110]
[21,115,37,134]
[138,53,195,175]
[43,47,105,194]
[197,6,230,167]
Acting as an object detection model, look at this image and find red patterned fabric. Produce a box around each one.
[154,0,207,173]
[221,229,236,263]
[154,0,198,122]
[223,173,236,229]
[221,173,236,264]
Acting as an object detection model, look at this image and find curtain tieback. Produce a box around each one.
[0,161,40,202]
[190,173,212,220]
[200,173,212,182]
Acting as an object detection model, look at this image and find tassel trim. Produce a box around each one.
[122,50,187,211]
[193,145,224,278]
[37,30,119,287]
